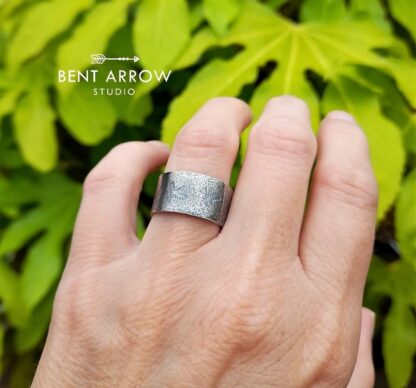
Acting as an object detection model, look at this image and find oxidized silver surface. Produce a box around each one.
[151,171,233,226]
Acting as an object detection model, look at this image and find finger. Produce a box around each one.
[69,141,169,266]
[299,111,378,293]
[347,308,376,388]
[223,96,316,262]
[145,97,251,249]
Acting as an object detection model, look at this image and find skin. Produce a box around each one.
[32,96,376,387]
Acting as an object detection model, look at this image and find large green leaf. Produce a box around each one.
[368,258,416,388]
[162,0,393,144]
[133,26,218,99]
[384,301,416,388]
[349,0,389,31]
[386,57,416,109]
[57,0,132,75]
[300,0,346,22]
[20,234,61,312]
[0,129,25,171]
[14,293,53,354]
[0,58,53,119]
[203,0,243,36]
[163,51,259,144]
[0,174,81,256]
[0,174,39,209]
[403,113,416,155]
[7,0,94,67]
[0,324,4,373]
[322,75,405,221]
[0,174,80,317]
[388,0,416,41]
[57,82,117,145]
[0,262,26,326]
[338,66,416,155]
[12,87,57,172]
[396,169,416,266]
[133,0,191,69]
[174,27,218,70]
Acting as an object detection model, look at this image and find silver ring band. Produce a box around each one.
[151,171,233,226]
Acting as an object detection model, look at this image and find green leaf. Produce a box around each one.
[396,169,416,266]
[163,0,393,145]
[133,27,218,99]
[0,125,25,170]
[0,59,53,119]
[189,1,204,30]
[338,66,416,155]
[20,235,62,312]
[0,175,39,208]
[7,0,94,67]
[174,27,218,70]
[162,51,259,144]
[322,75,405,221]
[264,0,289,9]
[0,205,54,255]
[386,57,416,109]
[0,174,80,315]
[0,324,4,374]
[57,0,132,74]
[367,258,416,388]
[349,0,384,16]
[115,93,153,127]
[57,83,117,145]
[13,87,57,172]
[403,114,416,155]
[203,0,243,36]
[88,61,154,126]
[0,262,27,326]
[300,0,346,22]
[14,292,53,354]
[349,0,389,30]
[388,0,416,41]
[8,353,36,388]
[0,174,81,255]
[137,212,146,239]
[133,0,190,69]
[384,300,416,388]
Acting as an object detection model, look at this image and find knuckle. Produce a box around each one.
[249,117,317,160]
[83,168,117,195]
[174,119,238,158]
[317,165,378,211]
[53,272,98,330]
[309,321,355,386]
[53,272,127,354]
[215,279,275,349]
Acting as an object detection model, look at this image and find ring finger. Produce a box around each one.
[144,97,252,249]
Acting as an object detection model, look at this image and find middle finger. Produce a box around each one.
[224,96,317,261]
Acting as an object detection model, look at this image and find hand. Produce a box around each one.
[32,96,377,387]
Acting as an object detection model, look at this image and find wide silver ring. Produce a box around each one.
[151,171,233,226]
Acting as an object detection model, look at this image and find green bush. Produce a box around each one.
[0,0,415,386]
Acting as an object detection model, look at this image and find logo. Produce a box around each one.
[57,54,172,96]
[90,54,140,65]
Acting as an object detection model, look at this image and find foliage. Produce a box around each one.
[0,0,415,386]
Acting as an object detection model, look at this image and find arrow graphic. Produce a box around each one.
[91,54,140,65]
